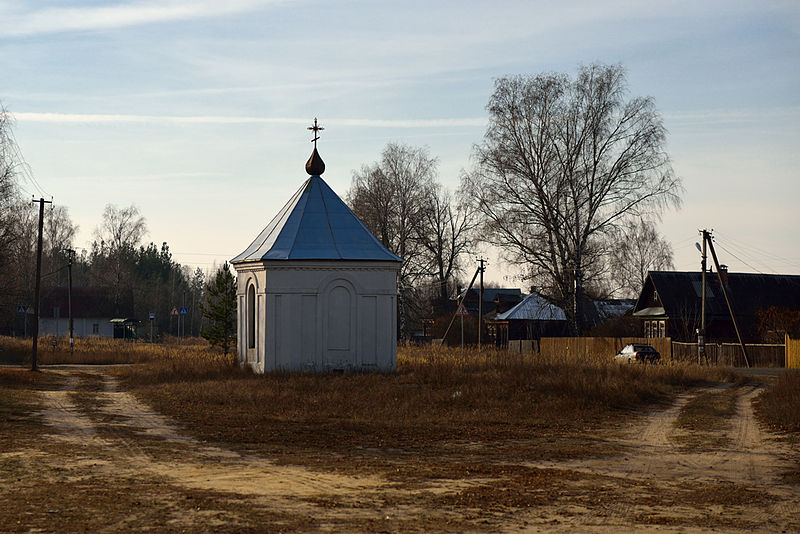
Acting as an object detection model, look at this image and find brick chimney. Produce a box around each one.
[719,264,729,286]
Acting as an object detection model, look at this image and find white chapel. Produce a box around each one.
[230,121,402,372]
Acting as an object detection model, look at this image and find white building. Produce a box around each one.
[37,287,134,338]
[230,140,402,372]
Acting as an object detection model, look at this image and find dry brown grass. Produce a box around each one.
[753,372,800,485]
[754,371,800,434]
[2,346,788,532]
[0,335,217,366]
[112,343,738,476]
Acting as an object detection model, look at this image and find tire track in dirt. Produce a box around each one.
[35,369,384,519]
[32,368,800,532]
[522,383,800,532]
[38,373,98,439]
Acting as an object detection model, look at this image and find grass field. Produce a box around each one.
[108,343,741,474]
[1,338,798,531]
[0,334,215,366]
[754,371,800,433]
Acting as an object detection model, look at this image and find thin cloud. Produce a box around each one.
[1,0,281,37]
[15,112,486,129]
[664,106,800,124]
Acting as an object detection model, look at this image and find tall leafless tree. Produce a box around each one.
[94,204,147,253]
[348,143,437,337]
[91,204,148,311]
[41,205,79,285]
[0,106,27,330]
[463,64,681,333]
[0,106,19,273]
[604,218,674,298]
[416,184,477,309]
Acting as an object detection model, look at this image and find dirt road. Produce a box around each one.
[1,368,798,532]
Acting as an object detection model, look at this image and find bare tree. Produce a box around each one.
[348,143,437,337]
[416,184,477,309]
[91,204,148,311]
[44,206,78,258]
[0,106,20,274]
[94,204,147,253]
[604,218,674,298]
[40,205,79,284]
[463,64,681,333]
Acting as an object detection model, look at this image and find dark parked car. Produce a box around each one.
[614,344,660,364]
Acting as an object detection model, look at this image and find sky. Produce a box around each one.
[2,0,799,285]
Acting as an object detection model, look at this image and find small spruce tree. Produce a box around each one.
[200,262,237,355]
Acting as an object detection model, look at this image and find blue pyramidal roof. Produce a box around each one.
[231,175,402,263]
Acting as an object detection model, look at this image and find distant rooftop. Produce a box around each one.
[495,292,566,321]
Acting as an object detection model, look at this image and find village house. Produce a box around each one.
[230,126,402,372]
[632,268,800,343]
[453,287,524,318]
[487,291,568,347]
[37,287,135,338]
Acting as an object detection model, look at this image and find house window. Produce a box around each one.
[92,323,100,335]
[658,320,666,338]
[644,321,651,338]
[247,284,256,349]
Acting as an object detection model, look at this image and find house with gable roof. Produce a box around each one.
[632,268,800,342]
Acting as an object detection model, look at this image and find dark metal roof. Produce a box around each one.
[592,299,636,321]
[635,271,800,319]
[40,287,134,319]
[231,175,402,263]
[455,288,523,302]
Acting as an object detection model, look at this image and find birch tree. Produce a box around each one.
[348,143,437,337]
[605,218,674,298]
[463,64,681,333]
[416,184,477,309]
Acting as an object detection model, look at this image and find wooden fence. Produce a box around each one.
[671,342,785,367]
[508,339,539,354]
[531,337,786,367]
[539,337,672,363]
[787,334,800,369]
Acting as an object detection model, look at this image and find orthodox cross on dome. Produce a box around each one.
[308,118,324,147]
[305,118,326,176]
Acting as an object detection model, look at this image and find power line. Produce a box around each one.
[714,230,800,271]
[172,251,236,256]
[7,127,50,198]
[712,231,800,271]
[40,264,69,280]
[713,241,765,274]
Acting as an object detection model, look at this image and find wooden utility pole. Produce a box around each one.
[705,234,750,368]
[699,230,708,364]
[31,197,52,371]
[66,248,75,357]
[440,266,481,345]
[478,257,486,349]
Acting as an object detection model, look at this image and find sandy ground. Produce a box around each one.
[526,384,800,532]
[36,372,386,521]
[3,368,799,532]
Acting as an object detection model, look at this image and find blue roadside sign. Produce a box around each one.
[148,312,156,321]
[179,306,189,316]
[17,305,27,314]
